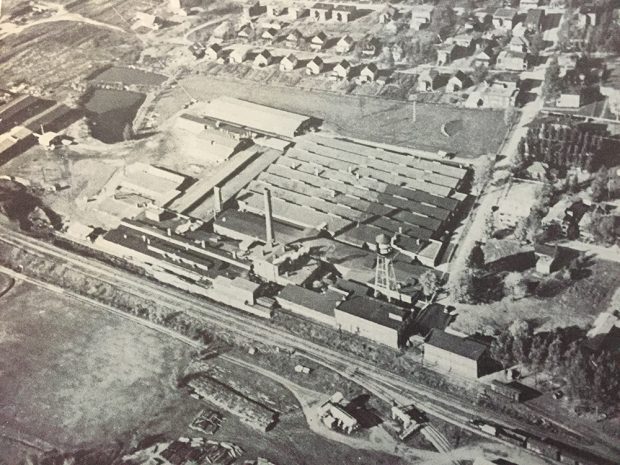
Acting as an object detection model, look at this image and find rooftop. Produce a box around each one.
[277,284,343,316]
[201,96,314,138]
[336,295,406,330]
[425,329,488,360]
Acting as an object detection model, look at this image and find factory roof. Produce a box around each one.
[277,284,343,316]
[213,209,307,244]
[425,329,488,360]
[201,96,314,138]
[336,295,405,330]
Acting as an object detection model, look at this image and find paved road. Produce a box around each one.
[0,227,618,463]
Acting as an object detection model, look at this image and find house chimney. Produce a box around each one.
[201,240,206,248]
[167,227,171,236]
[264,187,275,246]
[213,186,222,213]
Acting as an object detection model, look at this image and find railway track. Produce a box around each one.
[0,227,618,463]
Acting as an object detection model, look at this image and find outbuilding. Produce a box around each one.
[306,56,325,75]
[280,53,299,71]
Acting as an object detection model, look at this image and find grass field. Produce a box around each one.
[452,259,620,334]
[157,76,508,158]
[0,276,408,465]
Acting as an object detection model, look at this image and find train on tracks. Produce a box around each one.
[469,419,615,465]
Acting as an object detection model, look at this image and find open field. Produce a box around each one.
[157,76,509,158]
[0,275,409,465]
[452,259,620,334]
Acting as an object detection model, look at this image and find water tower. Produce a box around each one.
[374,233,397,301]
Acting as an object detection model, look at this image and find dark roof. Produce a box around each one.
[334,4,356,12]
[451,70,468,81]
[337,295,406,330]
[494,7,516,18]
[312,2,333,9]
[426,329,488,360]
[363,63,378,74]
[277,285,343,316]
[413,303,452,337]
[310,56,324,66]
[337,59,351,69]
[214,209,305,244]
[525,8,544,25]
[564,199,590,224]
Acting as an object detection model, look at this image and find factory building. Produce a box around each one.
[334,295,408,349]
[235,135,468,268]
[199,96,320,139]
[423,329,489,378]
[276,284,345,326]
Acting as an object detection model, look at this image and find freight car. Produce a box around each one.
[526,437,561,461]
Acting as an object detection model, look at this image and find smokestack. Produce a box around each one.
[264,187,275,246]
[213,186,222,213]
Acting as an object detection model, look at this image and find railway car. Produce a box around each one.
[497,428,528,447]
[527,437,561,461]
[487,380,524,402]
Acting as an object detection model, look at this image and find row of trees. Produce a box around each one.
[491,321,619,410]
[515,120,609,178]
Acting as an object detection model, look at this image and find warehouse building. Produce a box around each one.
[235,135,468,267]
[276,284,345,326]
[423,329,489,378]
[334,295,408,349]
[200,96,320,138]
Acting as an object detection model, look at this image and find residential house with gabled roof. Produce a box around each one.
[450,34,475,50]
[332,35,352,54]
[525,8,544,32]
[379,5,399,24]
[333,4,356,22]
[358,63,379,83]
[229,47,249,64]
[306,56,325,75]
[288,5,308,20]
[509,35,529,53]
[410,4,434,30]
[492,8,517,30]
[244,1,266,17]
[424,329,489,378]
[310,2,332,21]
[310,31,328,51]
[254,49,274,68]
[496,50,528,71]
[237,24,254,40]
[436,43,457,66]
[261,27,278,41]
[266,3,285,17]
[331,59,352,80]
[447,71,471,92]
[285,29,302,47]
[418,69,443,91]
[279,53,299,71]
[473,48,495,67]
[205,43,223,61]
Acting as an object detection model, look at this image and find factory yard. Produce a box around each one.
[0,274,412,465]
[158,76,509,158]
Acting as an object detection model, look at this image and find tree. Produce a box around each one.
[542,57,563,102]
[504,272,527,300]
[545,335,564,375]
[467,243,485,270]
[591,166,608,201]
[484,213,495,239]
[419,270,440,298]
[491,331,515,370]
[452,269,475,303]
